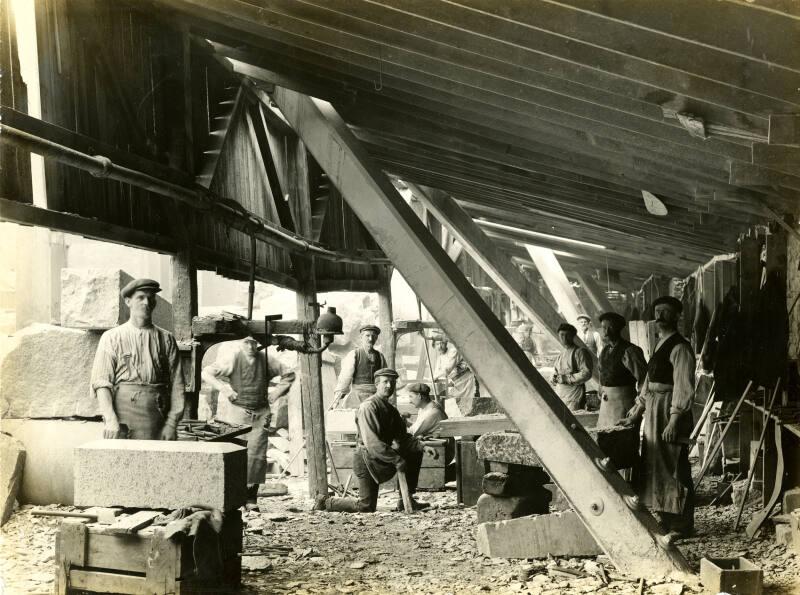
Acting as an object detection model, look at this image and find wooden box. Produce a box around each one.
[55,511,242,594]
[700,557,763,595]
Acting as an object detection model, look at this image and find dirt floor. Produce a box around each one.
[2,477,799,595]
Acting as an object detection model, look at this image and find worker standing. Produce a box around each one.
[333,324,387,408]
[621,296,695,538]
[551,323,593,411]
[90,279,185,441]
[597,312,647,428]
[433,334,479,403]
[576,314,602,356]
[314,368,438,513]
[202,336,295,502]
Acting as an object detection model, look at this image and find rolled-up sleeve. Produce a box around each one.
[166,334,185,398]
[567,347,593,385]
[334,350,356,397]
[268,355,295,399]
[623,345,649,390]
[669,342,695,415]
[90,333,117,393]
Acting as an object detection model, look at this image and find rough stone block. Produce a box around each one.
[476,426,639,470]
[476,511,602,558]
[0,324,100,418]
[791,511,800,554]
[0,433,25,524]
[476,492,550,523]
[61,268,173,331]
[544,483,571,511]
[775,524,794,547]
[458,395,502,417]
[74,440,247,510]
[3,420,103,505]
[482,469,549,497]
[782,487,800,515]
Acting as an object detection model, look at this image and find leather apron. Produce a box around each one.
[114,382,168,440]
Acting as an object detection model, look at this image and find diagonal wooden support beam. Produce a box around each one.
[405,183,562,345]
[525,246,588,324]
[270,85,691,577]
[575,271,617,317]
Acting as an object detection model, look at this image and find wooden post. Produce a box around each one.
[172,248,199,418]
[377,266,395,369]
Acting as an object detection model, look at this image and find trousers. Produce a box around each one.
[222,403,270,485]
[326,448,423,513]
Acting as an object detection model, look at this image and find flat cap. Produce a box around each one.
[576,314,591,322]
[599,312,626,329]
[373,367,399,380]
[406,382,431,396]
[557,322,577,334]
[652,296,683,313]
[121,278,161,299]
[359,324,381,335]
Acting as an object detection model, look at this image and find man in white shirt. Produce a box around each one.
[576,314,602,356]
[405,383,448,438]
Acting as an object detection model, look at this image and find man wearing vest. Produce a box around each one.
[597,312,647,428]
[333,324,388,408]
[202,336,295,502]
[314,368,439,513]
[577,314,602,356]
[551,323,594,411]
[621,296,695,538]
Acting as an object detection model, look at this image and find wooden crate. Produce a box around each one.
[55,510,242,594]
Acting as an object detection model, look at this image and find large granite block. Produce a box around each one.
[0,433,25,524]
[0,324,99,418]
[74,440,247,510]
[61,269,173,331]
[476,511,602,558]
[482,469,549,497]
[476,425,639,470]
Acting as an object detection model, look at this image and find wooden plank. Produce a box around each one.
[145,528,179,592]
[85,533,149,574]
[729,163,800,193]
[104,511,161,535]
[438,413,598,437]
[56,519,88,595]
[769,114,800,146]
[69,569,146,595]
[272,86,691,575]
[752,144,800,175]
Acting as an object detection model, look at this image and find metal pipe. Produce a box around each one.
[0,124,390,266]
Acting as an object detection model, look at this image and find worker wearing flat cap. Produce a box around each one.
[333,324,388,408]
[201,335,295,502]
[576,314,602,357]
[596,312,647,428]
[621,295,695,538]
[90,279,184,441]
[315,368,439,513]
[551,323,593,411]
[406,382,448,438]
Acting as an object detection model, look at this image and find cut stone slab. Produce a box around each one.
[782,487,800,515]
[2,419,103,505]
[74,440,247,510]
[0,432,25,525]
[775,524,793,547]
[476,426,639,470]
[476,492,550,523]
[791,511,800,554]
[482,469,549,497]
[476,511,602,558]
[61,268,173,331]
[0,324,100,418]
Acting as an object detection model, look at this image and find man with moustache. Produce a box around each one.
[90,279,184,440]
[314,368,439,513]
[333,324,388,408]
[621,296,696,538]
[596,312,647,428]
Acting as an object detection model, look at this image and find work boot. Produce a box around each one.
[395,498,430,512]
[312,495,329,511]
[247,484,259,505]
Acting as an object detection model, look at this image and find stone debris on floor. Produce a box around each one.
[2,478,799,594]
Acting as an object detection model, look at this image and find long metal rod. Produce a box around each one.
[0,123,389,266]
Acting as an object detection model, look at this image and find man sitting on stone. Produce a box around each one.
[551,323,593,411]
[202,335,295,503]
[314,368,439,513]
[91,278,184,441]
[405,382,448,438]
